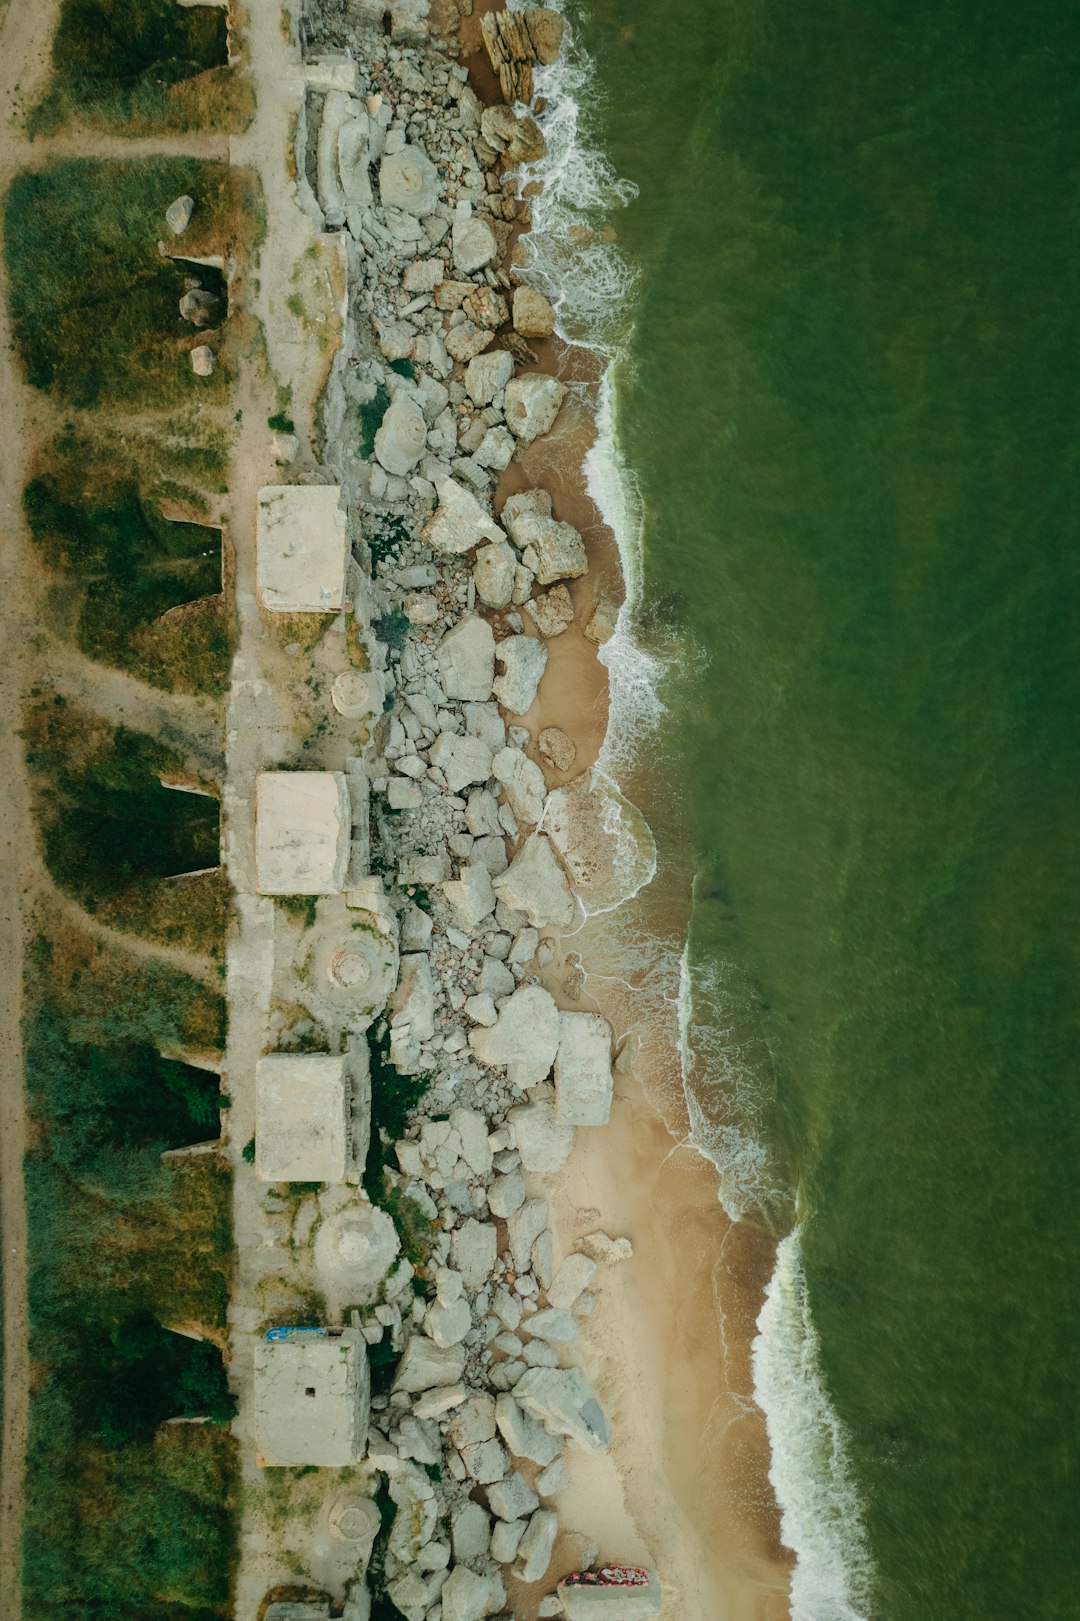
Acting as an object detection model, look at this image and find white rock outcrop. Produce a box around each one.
[470,984,559,1086]
[437,615,496,700]
[554,1010,614,1126]
[492,834,575,929]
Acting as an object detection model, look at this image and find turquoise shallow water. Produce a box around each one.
[532,1,1080,1615]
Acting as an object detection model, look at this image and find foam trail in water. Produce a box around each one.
[753,1230,873,1621]
[512,15,873,1612]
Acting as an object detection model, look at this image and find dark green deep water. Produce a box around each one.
[556,1,1080,1615]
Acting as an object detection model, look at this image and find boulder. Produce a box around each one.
[513,285,556,338]
[452,1107,494,1177]
[515,1508,559,1583]
[508,1100,574,1174]
[190,345,214,377]
[492,746,546,825]
[448,1391,497,1448]
[504,375,567,442]
[548,1252,597,1311]
[452,209,499,274]
[495,1393,563,1466]
[473,540,517,609]
[487,1169,526,1218]
[581,1231,634,1265]
[527,584,575,637]
[492,834,575,929]
[442,862,497,931]
[463,283,510,329]
[430,731,495,792]
[470,984,559,1087]
[585,588,620,644]
[460,1436,508,1484]
[387,1462,438,1564]
[480,7,564,102]
[487,1470,540,1522]
[558,1574,662,1619]
[481,104,548,164]
[465,348,515,407]
[375,394,427,474]
[438,615,496,701]
[179,287,219,328]
[404,257,445,293]
[525,1307,579,1345]
[514,1366,609,1452]
[165,194,195,234]
[451,1217,498,1290]
[446,320,493,363]
[426,1295,471,1348]
[538,726,577,772]
[536,1456,571,1496]
[380,145,440,215]
[441,1565,506,1621]
[502,488,587,585]
[507,1197,549,1272]
[491,1517,527,1562]
[394,1335,466,1392]
[554,1011,614,1127]
[338,115,373,205]
[494,634,548,714]
[452,1501,491,1562]
[423,477,506,556]
[390,952,436,1072]
[476,425,517,471]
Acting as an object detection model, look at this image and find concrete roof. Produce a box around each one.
[255,1053,349,1183]
[255,771,351,895]
[257,484,347,613]
[254,1332,367,1467]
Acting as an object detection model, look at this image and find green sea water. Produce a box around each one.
[533,1,1080,1615]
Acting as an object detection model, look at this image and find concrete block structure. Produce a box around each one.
[255,770,351,894]
[256,484,347,613]
[254,1328,369,1467]
[255,1053,349,1183]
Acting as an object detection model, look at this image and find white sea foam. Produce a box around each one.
[675,942,783,1223]
[753,1231,874,1621]
[512,15,874,1613]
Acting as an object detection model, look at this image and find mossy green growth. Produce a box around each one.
[358,384,391,458]
[5,156,254,407]
[29,0,253,137]
[24,446,231,696]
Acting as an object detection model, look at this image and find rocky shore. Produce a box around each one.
[237,5,668,1621]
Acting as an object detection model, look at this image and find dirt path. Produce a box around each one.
[0,2,64,1609]
[0,4,233,1610]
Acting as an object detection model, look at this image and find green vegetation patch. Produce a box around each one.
[25,441,232,696]
[22,935,236,1617]
[24,696,223,951]
[5,157,255,407]
[30,0,254,137]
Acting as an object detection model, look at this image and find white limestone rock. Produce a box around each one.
[451,1107,494,1178]
[538,725,577,772]
[451,1501,491,1562]
[526,584,575,637]
[375,393,427,474]
[507,1197,548,1272]
[513,284,556,337]
[380,144,440,215]
[493,634,548,714]
[451,1217,498,1290]
[438,614,496,701]
[525,1308,579,1345]
[394,1335,466,1393]
[487,1470,540,1523]
[487,1170,526,1219]
[470,984,559,1087]
[504,374,568,442]
[452,207,499,274]
[492,834,575,929]
[441,863,497,932]
[502,488,588,586]
[548,1252,597,1311]
[441,1565,506,1621]
[515,1508,558,1583]
[554,1010,614,1127]
[425,1294,471,1348]
[514,1366,610,1452]
[473,539,517,609]
[423,477,505,556]
[338,115,373,204]
[495,1393,563,1466]
[430,731,495,791]
[165,194,194,234]
[508,1100,574,1174]
[491,1517,527,1563]
[492,746,546,825]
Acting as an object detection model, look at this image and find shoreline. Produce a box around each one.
[219,0,793,1615]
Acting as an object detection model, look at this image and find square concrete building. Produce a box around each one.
[256,770,351,894]
[257,484,347,613]
[255,1053,349,1183]
[254,1330,368,1467]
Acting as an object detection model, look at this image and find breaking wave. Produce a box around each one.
[514,11,874,1614]
[753,1231,873,1621]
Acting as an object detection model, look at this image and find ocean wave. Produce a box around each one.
[675,942,785,1223]
[752,1230,873,1621]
